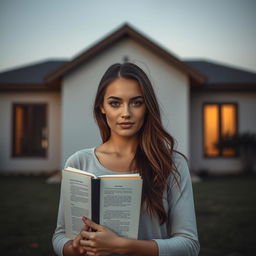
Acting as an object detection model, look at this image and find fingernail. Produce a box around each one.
[82,216,87,224]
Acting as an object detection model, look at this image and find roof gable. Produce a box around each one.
[1,24,256,92]
[45,24,206,84]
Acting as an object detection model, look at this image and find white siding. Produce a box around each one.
[190,91,256,174]
[0,92,61,173]
[62,38,190,166]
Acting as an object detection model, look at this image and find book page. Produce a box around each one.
[62,169,92,239]
[99,178,142,239]
[65,166,97,178]
[98,173,140,178]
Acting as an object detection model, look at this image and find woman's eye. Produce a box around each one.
[109,101,120,107]
[131,101,143,107]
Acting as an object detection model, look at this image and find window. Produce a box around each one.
[203,103,238,157]
[12,103,48,157]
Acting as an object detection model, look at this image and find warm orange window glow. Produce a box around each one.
[203,103,237,157]
[204,105,219,156]
[13,104,47,157]
[221,105,236,156]
[15,107,24,155]
[221,105,236,136]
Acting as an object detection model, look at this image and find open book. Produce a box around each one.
[62,167,143,239]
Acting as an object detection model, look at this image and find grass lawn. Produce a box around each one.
[193,175,256,256]
[0,176,60,256]
[0,174,256,255]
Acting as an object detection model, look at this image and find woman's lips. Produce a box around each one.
[118,122,135,128]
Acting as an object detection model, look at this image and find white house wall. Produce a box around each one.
[62,38,189,167]
[190,91,256,174]
[0,92,61,173]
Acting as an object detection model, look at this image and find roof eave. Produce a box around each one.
[45,24,207,84]
[45,26,131,83]
[191,82,256,92]
[125,26,208,84]
[0,81,61,92]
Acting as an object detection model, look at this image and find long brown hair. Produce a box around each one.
[94,63,179,224]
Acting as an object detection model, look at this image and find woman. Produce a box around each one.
[52,62,199,256]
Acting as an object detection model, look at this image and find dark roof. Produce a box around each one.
[0,60,67,84]
[1,25,256,92]
[45,24,206,85]
[0,60,67,91]
[185,60,256,91]
[1,58,256,92]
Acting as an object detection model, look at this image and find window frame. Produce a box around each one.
[202,102,239,158]
[12,103,48,158]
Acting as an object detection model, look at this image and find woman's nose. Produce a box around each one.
[121,104,131,118]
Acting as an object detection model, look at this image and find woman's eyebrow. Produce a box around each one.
[107,96,121,100]
[107,96,144,100]
[130,96,144,100]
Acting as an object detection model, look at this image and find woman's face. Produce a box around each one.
[101,78,146,139]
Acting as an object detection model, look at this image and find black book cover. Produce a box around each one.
[91,178,100,224]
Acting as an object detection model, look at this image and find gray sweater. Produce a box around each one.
[52,148,200,256]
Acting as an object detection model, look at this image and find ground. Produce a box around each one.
[0,174,255,255]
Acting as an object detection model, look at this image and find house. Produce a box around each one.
[0,24,256,175]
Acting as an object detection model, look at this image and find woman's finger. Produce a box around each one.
[80,238,95,247]
[73,234,82,248]
[83,217,103,231]
[74,221,91,246]
[85,248,109,256]
[80,230,96,240]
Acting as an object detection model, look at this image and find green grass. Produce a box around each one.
[0,176,60,256]
[0,175,256,255]
[193,175,256,256]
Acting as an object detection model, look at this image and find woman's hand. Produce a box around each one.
[72,228,87,255]
[63,221,90,256]
[79,217,123,256]
[69,217,158,256]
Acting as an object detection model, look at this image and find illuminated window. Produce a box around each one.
[12,104,48,157]
[203,103,238,157]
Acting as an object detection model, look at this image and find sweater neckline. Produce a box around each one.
[91,147,136,174]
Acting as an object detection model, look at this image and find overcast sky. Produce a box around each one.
[0,0,256,73]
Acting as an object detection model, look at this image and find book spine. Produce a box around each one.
[91,178,100,224]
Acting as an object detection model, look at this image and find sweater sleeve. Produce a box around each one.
[52,153,80,256]
[153,155,200,256]
[52,183,71,256]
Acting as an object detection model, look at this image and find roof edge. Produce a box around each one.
[45,24,131,82]
[45,24,207,84]
[0,81,61,92]
[191,82,256,92]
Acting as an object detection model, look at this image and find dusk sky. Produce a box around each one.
[1,0,256,73]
